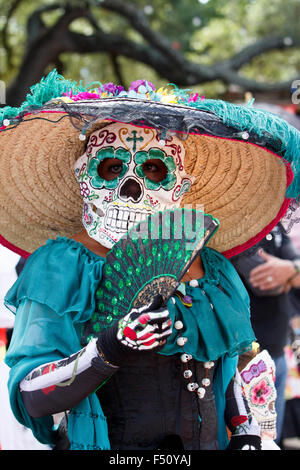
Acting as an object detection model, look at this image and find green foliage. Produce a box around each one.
[0,0,299,98]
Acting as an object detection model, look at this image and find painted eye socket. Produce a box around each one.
[97,158,124,181]
[142,159,168,183]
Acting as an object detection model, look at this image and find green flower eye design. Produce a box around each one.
[88,146,131,189]
[134,148,177,191]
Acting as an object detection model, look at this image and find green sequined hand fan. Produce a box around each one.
[82,208,219,343]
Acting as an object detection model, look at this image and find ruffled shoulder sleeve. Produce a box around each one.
[4,237,104,323]
[201,247,250,309]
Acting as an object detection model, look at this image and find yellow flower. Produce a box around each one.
[58,97,75,103]
[161,94,178,104]
[157,87,173,96]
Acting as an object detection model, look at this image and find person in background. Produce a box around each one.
[281,315,300,449]
[280,206,300,449]
[231,222,300,444]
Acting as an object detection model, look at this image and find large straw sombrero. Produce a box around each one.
[0,70,299,258]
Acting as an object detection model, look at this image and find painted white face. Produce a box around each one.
[74,122,193,248]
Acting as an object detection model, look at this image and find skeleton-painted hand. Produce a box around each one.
[117,306,172,350]
[97,295,172,365]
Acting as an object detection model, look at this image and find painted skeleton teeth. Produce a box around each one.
[104,207,149,232]
[110,218,116,228]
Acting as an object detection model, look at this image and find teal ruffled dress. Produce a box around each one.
[4,237,255,450]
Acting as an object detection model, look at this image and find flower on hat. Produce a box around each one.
[188,93,205,103]
[154,87,179,104]
[160,93,179,104]
[128,79,155,93]
[117,80,156,100]
[63,90,102,101]
[58,76,183,105]
[100,82,125,96]
[63,83,124,101]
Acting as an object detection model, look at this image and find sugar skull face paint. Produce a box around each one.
[74,122,193,248]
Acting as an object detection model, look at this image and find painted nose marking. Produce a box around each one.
[119,177,142,202]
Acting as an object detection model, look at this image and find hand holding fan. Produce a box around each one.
[82,208,219,344]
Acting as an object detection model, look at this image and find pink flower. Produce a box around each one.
[128,79,155,92]
[251,380,272,405]
[188,93,205,103]
[188,93,199,103]
[101,83,124,95]
[63,91,102,101]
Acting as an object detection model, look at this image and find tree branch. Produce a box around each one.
[110,54,126,88]
[5,1,300,105]
[91,0,300,89]
[26,3,63,45]
[98,0,190,69]
[62,29,300,91]
[62,29,184,81]
[6,5,90,105]
[222,34,300,71]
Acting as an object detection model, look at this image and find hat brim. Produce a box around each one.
[0,101,294,257]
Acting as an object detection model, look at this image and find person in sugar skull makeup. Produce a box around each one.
[1,71,300,451]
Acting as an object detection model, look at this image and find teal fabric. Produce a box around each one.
[5,237,110,450]
[5,237,103,321]
[5,237,255,450]
[162,247,255,361]
[5,300,110,450]
[160,247,255,450]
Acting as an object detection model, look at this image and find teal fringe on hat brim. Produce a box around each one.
[1,69,300,198]
[0,69,85,123]
[185,96,300,198]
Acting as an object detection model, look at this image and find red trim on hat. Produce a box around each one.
[0,235,31,258]
[223,160,294,259]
